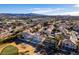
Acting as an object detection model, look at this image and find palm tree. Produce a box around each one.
[55,34,64,49]
[76,41,79,54]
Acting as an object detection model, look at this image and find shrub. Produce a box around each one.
[0,45,19,55]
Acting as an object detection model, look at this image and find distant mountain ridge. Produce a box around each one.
[0,13,47,17]
[0,13,79,17]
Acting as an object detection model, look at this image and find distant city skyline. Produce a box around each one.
[0,4,79,15]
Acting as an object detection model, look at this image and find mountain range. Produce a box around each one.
[0,13,47,17]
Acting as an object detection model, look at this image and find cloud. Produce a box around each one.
[62,11,79,16]
[25,8,64,14]
[48,11,79,16]
[73,4,79,7]
[25,7,79,16]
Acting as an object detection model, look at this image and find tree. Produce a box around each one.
[42,38,58,55]
[54,34,64,50]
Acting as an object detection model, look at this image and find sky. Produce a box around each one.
[0,4,79,15]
